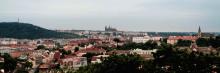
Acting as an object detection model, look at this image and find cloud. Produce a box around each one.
[0,0,219,32]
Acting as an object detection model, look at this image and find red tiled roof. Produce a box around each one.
[168,36,198,40]
[75,47,106,54]
[54,51,61,60]
[107,50,130,55]
[0,56,4,62]
[42,40,55,45]
[68,39,90,45]
[91,56,99,61]
[39,64,50,69]
[10,51,22,58]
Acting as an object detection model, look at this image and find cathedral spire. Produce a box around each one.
[198,26,202,38]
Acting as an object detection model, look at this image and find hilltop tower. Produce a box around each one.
[17,18,20,23]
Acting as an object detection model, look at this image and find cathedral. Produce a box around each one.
[105,26,117,32]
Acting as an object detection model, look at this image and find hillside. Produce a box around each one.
[0,22,81,39]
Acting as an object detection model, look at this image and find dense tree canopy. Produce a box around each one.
[76,43,220,73]
[196,38,209,47]
[0,22,81,39]
[76,54,145,73]
[118,40,158,50]
[196,37,220,48]
[3,53,17,73]
[176,40,192,47]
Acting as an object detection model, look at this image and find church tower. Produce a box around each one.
[198,26,202,38]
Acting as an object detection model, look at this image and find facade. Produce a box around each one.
[91,55,109,64]
[130,49,157,55]
[167,36,198,45]
[105,26,117,32]
[59,57,87,69]
[151,36,163,41]
[130,49,157,60]
[132,36,151,43]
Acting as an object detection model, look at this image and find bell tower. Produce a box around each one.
[198,26,202,38]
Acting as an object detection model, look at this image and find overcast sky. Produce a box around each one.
[0,0,220,32]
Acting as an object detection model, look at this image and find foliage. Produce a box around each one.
[153,48,220,73]
[36,45,46,50]
[176,39,192,47]
[74,47,79,52]
[196,38,209,47]
[209,37,220,48]
[82,53,99,63]
[59,49,71,56]
[196,37,220,48]
[119,40,158,50]
[3,53,17,73]
[113,38,121,48]
[0,22,81,39]
[147,32,193,37]
[24,61,33,69]
[76,43,220,73]
[76,54,144,73]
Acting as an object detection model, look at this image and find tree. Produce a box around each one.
[67,50,72,55]
[3,53,17,73]
[76,54,145,73]
[36,45,46,50]
[76,42,220,73]
[176,40,192,47]
[74,47,79,52]
[196,38,209,47]
[82,53,97,63]
[209,37,220,48]
[119,41,158,50]
[24,61,33,70]
[113,38,121,48]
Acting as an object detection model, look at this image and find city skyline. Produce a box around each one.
[1,0,220,32]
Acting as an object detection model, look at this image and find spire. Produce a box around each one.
[198,26,201,33]
[198,26,202,38]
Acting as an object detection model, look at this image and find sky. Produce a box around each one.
[0,0,220,32]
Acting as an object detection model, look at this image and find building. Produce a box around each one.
[91,55,109,64]
[167,36,198,45]
[59,56,87,69]
[130,49,157,55]
[105,26,117,32]
[132,36,151,43]
[130,49,157,60]
[151,36,163,41]
[198,26,202,38]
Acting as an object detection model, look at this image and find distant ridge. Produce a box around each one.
[0,22,81,39]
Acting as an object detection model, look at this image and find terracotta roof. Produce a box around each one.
[63,45,74,51]
[76,47,106,54]
[39,64,50,69]
[168,36,198,40]
[91,57,99,61]
[54,51,61,60]
[0,56,4,62]
[10,51,22,58]
[107,50,130,55]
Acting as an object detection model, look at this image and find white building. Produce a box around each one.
[59,57,87,69]
[151,36,162,41]
[130,49,157,55]
[132,36,151,43]
[0,38,18,45]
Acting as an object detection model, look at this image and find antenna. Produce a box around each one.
[17,18,20,23]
